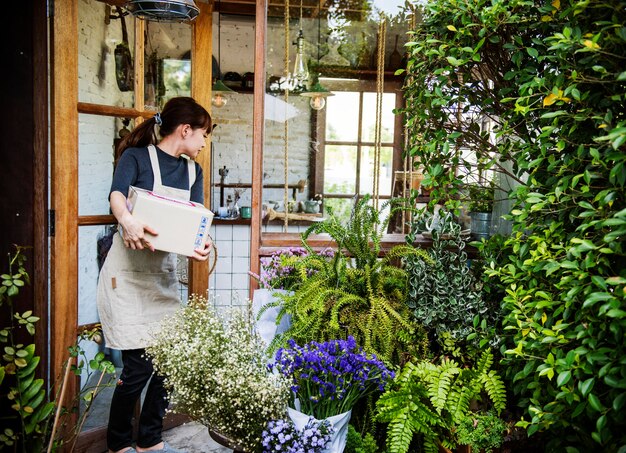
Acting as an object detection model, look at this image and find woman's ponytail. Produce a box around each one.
[114,116,159,165]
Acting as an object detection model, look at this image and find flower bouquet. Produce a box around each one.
[261,417,334,453]
[146,295,290,452]
[271,336,395,452]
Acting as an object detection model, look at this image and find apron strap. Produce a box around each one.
[147,145,163,187]
[187,158,196,189]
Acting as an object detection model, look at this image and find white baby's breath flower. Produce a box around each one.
[146,294,290,452]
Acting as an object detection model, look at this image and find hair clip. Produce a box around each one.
[154,112,163,126]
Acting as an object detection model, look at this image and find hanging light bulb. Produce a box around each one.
[293,29,309,85]
[211,79,233,108]
[210,2,234,108]
[301,79,334,111]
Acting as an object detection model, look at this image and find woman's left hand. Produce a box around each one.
[190,237,213,262]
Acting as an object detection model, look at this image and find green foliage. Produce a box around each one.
[376,350,506,453]
[0,246,54,452]
[402,0,626,449]
[467,183,495,213]
[265,196,433,365]
[455,411,508,453]
[0,246,115,452]
[345,424,380,453]
[405,214,492,344]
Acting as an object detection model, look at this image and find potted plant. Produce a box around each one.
[270,336,395,453]
[263,195,433,365]
[249,247,334,348]
[467,183,495,241]
[146,295,290,452]
[261,414,335,452]
[404,210,489,345]
[1,246,116,452]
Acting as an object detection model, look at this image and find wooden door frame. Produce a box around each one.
[50,0,215,448]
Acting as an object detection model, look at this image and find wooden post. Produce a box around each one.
[249,0,268,298]
[50,0,78,409]
[188,1,214,297]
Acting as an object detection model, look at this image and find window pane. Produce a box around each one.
[361,93,396,143]
[145,21,192,110]
[359,146,394,197]
[78,0,136,107]
[324,145,357,194]
[325,92,360,142]
[323,198,354,224]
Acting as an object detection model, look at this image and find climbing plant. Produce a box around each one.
[402,0,626,450]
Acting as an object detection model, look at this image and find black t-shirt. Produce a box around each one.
[110,146,204,203]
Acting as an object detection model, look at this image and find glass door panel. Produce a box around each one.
[144,21,193,111]
[78,113,127,216]
[78,0,136,108]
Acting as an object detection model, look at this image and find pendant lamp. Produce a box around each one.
[301,79,334,111]
[125,0,200,22]
[211,0,234,108]
[211,79,234,108]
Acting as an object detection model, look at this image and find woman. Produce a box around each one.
[97,97,213,453]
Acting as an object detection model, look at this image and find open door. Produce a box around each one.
[50,1,213,450]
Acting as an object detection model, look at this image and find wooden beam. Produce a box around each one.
[77,102,156,119]
[249,0,268,298]
[33,0,49,384]
[188,0,214,298]
[50,0,78,405]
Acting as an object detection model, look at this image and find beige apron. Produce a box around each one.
[97,145,196,350]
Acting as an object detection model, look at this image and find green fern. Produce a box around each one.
[375,350,507,453]
[266,196,433,364]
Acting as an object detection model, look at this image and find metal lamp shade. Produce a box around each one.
[126,0,200,22]
[211,79,235,94]
[301,81,334,110]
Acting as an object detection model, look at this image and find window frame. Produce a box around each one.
[311,78,405,207]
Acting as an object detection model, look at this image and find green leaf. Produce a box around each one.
[583,292,614,308]
[557,370,572,387]
[579,378,595,397]
[588,393,605,412]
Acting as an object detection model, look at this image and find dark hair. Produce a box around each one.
[115,96,212,162]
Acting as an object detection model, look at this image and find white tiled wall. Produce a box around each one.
[206,222,310,308]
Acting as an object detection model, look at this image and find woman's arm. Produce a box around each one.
[110,190,158,251]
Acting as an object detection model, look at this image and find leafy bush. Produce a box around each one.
[0,246,115,452]
[402,0,626,449]
[405,214,490,343]
[345,424,379,453]
[456,411,507,453]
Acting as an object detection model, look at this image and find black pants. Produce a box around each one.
[107,349,168,451]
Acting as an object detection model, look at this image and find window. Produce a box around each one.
[315,81,403,221]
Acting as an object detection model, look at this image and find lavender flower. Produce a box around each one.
[270,336,395,419]
[262,417,334,453]
[249,247,334,291]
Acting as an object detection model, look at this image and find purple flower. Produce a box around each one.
[261,418,334,453]
[249,247,334,291]
[272,336,395,419]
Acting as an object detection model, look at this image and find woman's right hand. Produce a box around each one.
[119,211,158,251]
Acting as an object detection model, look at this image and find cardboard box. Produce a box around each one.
[127,186,214,257]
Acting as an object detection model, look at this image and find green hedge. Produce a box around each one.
[402,0,626,450]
